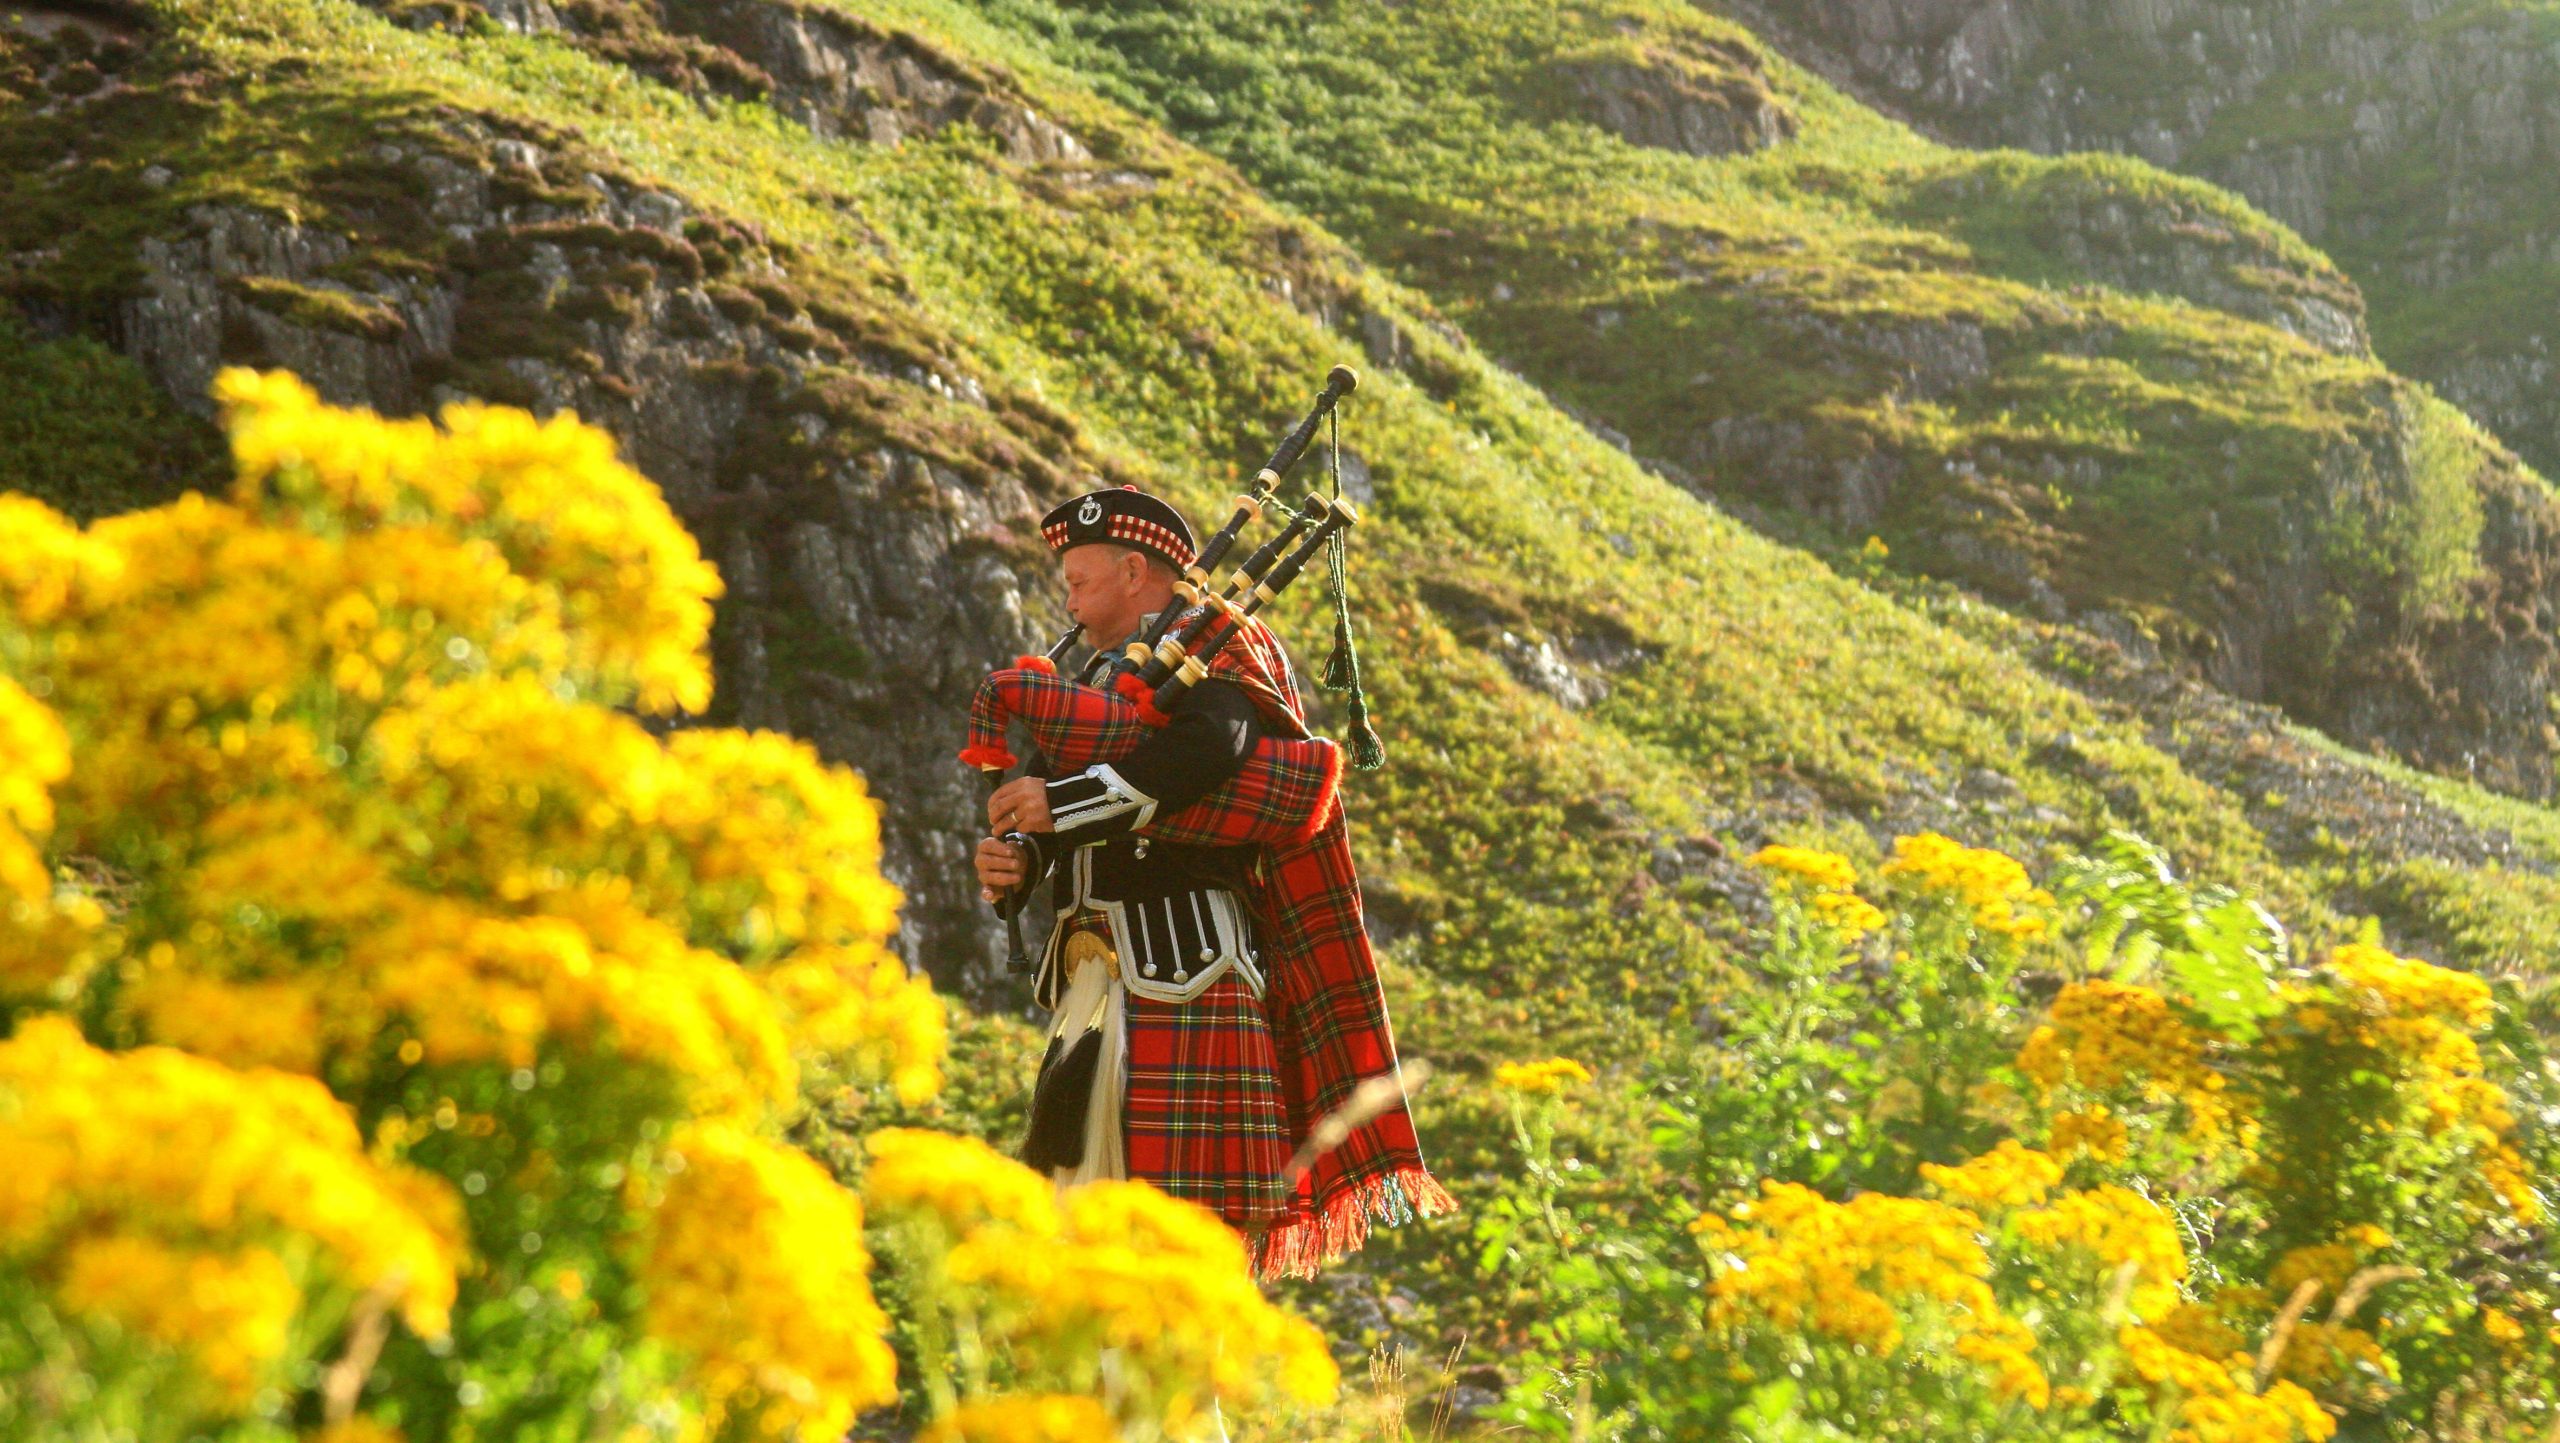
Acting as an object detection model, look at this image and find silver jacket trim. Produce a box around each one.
[1033,845,1263,1009]
[1044,763,1158,835]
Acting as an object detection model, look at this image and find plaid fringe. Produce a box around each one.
[1255,1165,1460,1281]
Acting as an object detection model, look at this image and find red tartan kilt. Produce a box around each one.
[1122,975,1294,1230]
[960,668,1340,845]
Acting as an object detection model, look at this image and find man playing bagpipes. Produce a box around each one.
[963,373,1451,1279]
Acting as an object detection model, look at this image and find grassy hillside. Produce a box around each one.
[1747,0,2560,492]
[9,0,2560,1403]
[949,0,2560,801]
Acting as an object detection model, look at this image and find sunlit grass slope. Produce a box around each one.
[949,0,2560,797]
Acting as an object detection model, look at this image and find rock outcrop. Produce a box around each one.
[1551,27,1798,156]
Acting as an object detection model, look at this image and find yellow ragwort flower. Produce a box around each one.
[1493,1057,1595,1095]
[920,1394,1119,1443]
[1882,832,2054,938]
[1698,1180,2042,1402]
[2016,979,2234,1139]
[864,1127,1062,1239]
[1921,1141,2064,1208]
[1746,844,1859,893]
[2048,1105,2131,1163]
[0,1018,460,1353]
[632,1121,897,1439]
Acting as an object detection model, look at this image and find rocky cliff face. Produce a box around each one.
[1746,0,2560,479]
[5,1,1123,994]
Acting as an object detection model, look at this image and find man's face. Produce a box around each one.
[1060,544,1152,647]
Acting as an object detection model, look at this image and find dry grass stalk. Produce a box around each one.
[2327,1264,2419,1325]
[1285,1059,1436,1187]
[321,1269,404,1422]
[2098,1258,2141,1325]
[2254,1278,2326,1391]
[1426,1333,1470,1443]
[1369,1345,1410,1443]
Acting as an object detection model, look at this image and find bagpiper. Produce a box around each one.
[963,385,1449,1277]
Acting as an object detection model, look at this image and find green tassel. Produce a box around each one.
[1321,614,1357,692]
[1346,695,1386,772]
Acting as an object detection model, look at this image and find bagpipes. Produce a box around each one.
[961,366,1377,971]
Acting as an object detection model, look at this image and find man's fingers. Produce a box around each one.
[987,776,1044,831]
[973,837,1028,889]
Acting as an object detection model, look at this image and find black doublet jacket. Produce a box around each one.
[1015,636,1265,1011]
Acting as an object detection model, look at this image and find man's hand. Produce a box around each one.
[975,836,1030,903]
[987,776,1054,835]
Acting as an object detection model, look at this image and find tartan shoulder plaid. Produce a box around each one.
[1205,617,1456,1276]
[958,617,1453,1273]
[961,652,1342,848]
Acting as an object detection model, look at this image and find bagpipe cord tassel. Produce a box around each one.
[1317,407,1386,771]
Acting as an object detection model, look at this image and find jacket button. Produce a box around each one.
[1133,840,1150,858]
[1143,963,1159,977]
[1174,969,1189,983]
[1197,947,1215,962]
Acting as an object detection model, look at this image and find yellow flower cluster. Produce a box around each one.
[2266,1321,2388,1392]
[1920,1140,2063,1207]
[1694,1182,2045,1404]
[1809,888,1887,937]
[2010,1185,2189,1319]
[921,1395,1119,1443]
[2048,1105,2131,1162]
[0,672,99,1004]
[2,376,942,1103]
[55,1235,297,1399]
[0,1019,460,1391]
[0,373,954,1431]
[2284,945,2536,1222]
[0,675,66,902]
[632,1121,897,1439]
[2152,1300,2247,1363]
[2324,943,2491,1029]
[866,1128,1064,1236]
[2268,1243,2357,1300]
[955,1183,1338,1419]
[1880,832,2054,938]
[0,492,122,624]
[2018,980,2234,1138]
[213,368,722,714]
[1745,844,1886,937]
[365,898,796,1111]
[2119,1325,2335,1443]
[1746,844,1857,892]
[1493,1057,1595,1095]
[867,1130,1337,1426]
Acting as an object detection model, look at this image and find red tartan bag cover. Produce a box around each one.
[958,663,1342,849]
[958,616,1455,1276]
